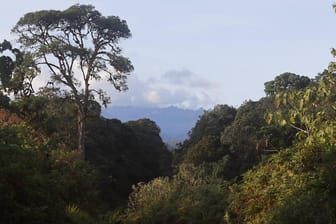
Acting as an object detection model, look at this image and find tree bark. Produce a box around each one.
[78,109,86,160]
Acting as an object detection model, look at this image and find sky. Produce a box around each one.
[1,1,336,109]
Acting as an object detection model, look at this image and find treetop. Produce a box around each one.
[13,4,131,43]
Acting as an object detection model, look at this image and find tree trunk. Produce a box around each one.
[78,110,86,160]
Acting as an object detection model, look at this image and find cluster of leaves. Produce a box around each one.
[11,95,78,149]
[0,119,102,224]
[228,146,336,224]
[228,72,336,223]
[86,117,172,208]
[118,165,229,224]
[0,40,38,97]
[174,104,237,174]
[12,4,133,95]
[264,72,311,96]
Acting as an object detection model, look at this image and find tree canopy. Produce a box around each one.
[264,72,311,96]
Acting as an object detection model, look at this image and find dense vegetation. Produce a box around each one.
[2,3,336,224]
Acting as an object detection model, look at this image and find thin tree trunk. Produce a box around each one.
[78,110,86,160]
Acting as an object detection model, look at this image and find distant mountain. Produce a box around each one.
[102,106,203,145]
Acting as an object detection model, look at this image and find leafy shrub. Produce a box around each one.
[122,165,229,224]
[229,145,336,223]
[0,123,101,224]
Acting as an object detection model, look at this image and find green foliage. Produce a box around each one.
[221,100,265,149]
[86,117,172,209]
[0,91,10,109]
[10,95,172,210]
[125,119,172,177]
[12,95,78,149]
[228,145,336,224]
[182,136,225,166]
[176,98,296,181]
[13,4,133,89]
[65,205,95,224]
[175,104,236,173]
[0,123,101,224]
[122,165,229,224]
[220,100,271,177]
[264,72,311,96]
[186,104,236,146]
[0,40,39,97]
[229,72,336,223]
[268,73,336,147]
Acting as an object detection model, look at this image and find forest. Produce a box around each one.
[1,3,336,224]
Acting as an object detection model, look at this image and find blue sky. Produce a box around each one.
[1,1,336,109]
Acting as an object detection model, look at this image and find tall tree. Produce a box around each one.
[12,4,134,159]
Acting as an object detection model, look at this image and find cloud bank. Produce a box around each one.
[106,69,219,109]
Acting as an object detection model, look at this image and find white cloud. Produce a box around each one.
[106,68,220,109]
[144,90,160,103]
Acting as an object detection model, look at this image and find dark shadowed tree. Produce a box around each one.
[0,40,38,97]
[264,72,311,96]
[186,104,236,146]
[12,4,134,159]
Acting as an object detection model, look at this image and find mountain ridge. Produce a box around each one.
[102,106,203,145]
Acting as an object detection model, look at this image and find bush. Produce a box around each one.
[122,165,229,224]
[228,146,336,224]
[0,123,101,224]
